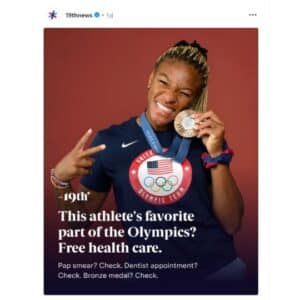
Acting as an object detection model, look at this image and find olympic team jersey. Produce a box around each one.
[81,117,237,279]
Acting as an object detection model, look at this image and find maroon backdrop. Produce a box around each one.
[45,28,258,279]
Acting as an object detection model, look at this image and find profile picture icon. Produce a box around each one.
[48,10,57,20]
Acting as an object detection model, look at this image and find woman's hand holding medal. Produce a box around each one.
[192,110,225,157]
[175,110,225,158]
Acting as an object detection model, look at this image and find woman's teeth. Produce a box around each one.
[157,102,173,113]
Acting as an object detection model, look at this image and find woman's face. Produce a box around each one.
[146,59,201,131]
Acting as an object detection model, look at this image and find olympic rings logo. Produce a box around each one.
[143,175,179,192]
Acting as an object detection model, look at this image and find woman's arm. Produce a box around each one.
[193,110,244,235]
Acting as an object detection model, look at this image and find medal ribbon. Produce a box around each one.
[140,112,191,163]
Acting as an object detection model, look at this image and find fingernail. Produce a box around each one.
[88,128,92,134]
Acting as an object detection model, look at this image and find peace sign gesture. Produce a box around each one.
[53,129,106,182]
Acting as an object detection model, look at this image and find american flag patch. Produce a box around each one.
[147,159,173,175]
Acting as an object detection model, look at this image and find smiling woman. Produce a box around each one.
[145,60,202,131]
[50,39,247,293]
[144,40,209,132]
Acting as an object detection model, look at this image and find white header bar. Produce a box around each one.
[44,0,265,27]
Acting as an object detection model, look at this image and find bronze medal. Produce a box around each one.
[174,109,197,138]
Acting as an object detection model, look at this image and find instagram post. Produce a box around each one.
[45,28,257,294]
[5,0,300,299]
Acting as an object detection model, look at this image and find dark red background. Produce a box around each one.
[45,28,258,281]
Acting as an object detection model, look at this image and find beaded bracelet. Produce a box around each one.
[201,148,234,169]
[50,168,70,189]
